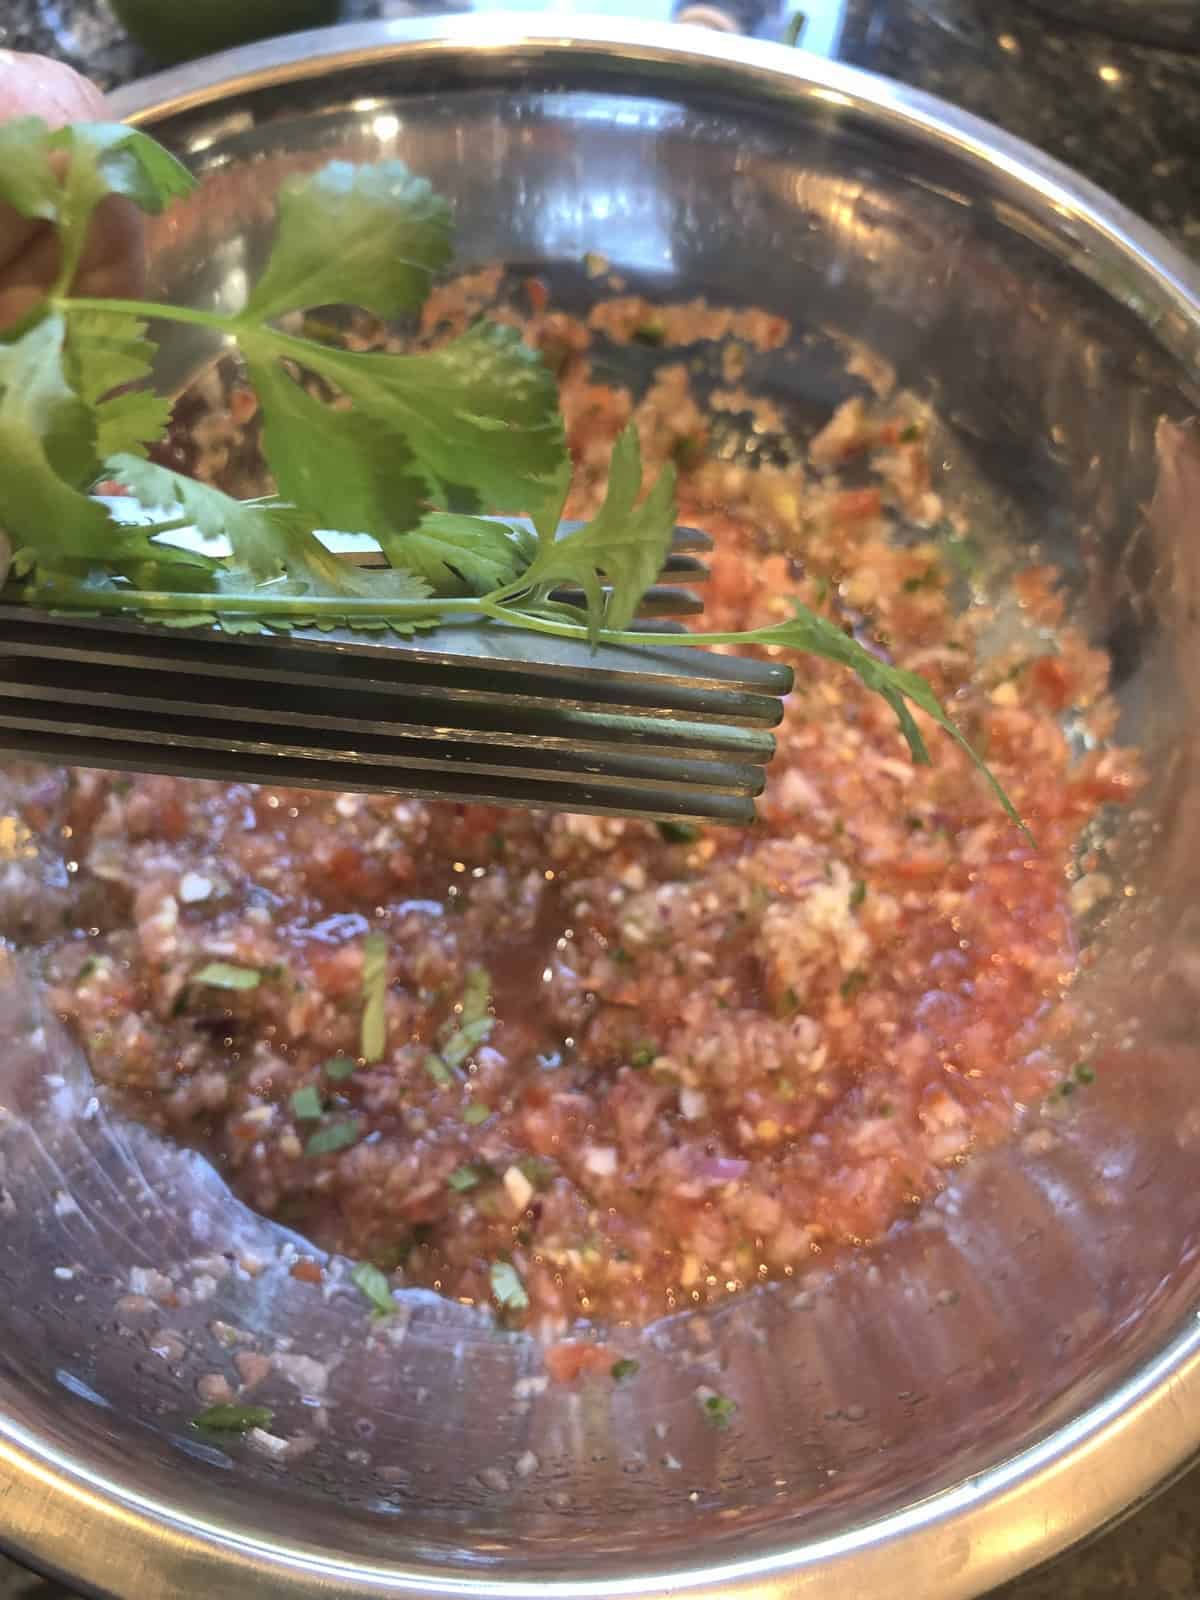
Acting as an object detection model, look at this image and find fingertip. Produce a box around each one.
[0,52,110,128]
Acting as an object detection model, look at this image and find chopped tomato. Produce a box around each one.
[832,487,883,525]
[544,1342,613,1384]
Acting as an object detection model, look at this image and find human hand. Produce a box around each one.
[0,50,145,330]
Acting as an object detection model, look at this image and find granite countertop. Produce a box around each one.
[1,0,1200,1595]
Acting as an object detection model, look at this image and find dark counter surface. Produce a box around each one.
[1,0,1199,1595]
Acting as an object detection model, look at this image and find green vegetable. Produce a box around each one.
[462,1101,491,1125]
[290,1085,323,1121]
[460,966,490,1023]
[193,1403,274,1433]
[902,568,939,594]
[633,319,666,347]
[657,820,699,845]
[611,1358,640,1381]
[839,970,868,1000]
[489,1260,529,1311]
[1050,1060,1097,1102]
[447,1164,484,1192]
[244,160,452,324]
[943,532,982,579]
[630,1042,656,1069]
[517,1156,554,1191]
[850,879,867,910]
[192,961,261,991]
[433,967,494,1076]
[701,1393,737,1429]
[0,118,1022,835]
[304,1119,360,1157]
[424,1053,454,1088]
[350,1260,396,1316]
[324,1055,357,1081]
[360,932,388,1063]
[489,425,675,641]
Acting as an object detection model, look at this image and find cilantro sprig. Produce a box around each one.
[0,117,1022,831]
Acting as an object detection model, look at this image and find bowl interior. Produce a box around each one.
[2,28,1199,1599]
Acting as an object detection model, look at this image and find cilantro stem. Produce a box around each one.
[479,599,766,651]
[109,515,200,538]
[57,299,359,369]
[24,586,477,620]
[57,294,238,336]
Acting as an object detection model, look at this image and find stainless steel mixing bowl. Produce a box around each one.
[2,17,1199,1597]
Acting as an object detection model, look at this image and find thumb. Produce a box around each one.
[0,50,109,127]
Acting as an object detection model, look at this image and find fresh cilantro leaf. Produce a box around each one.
[775,986,800,1018]
[701,1393,737,1429]
[193,1403,273,1433]
[297,322,568,530]
[0,319,121,567]
[498,425,676,638]
[107,456,303,575]
[380,513,535,596]
[657,820,698,844]
[246,160,452,322]
[516,1156,554,1191]
[611,1358,640,1381]
[360,932,388,1063]
[192,961,261,991]
[424,1053,454,1088]
[437,967,494,1070]
[447,1164,483,1192]
[735,603,1027,836]
[633,318,666,347]
[30,124,194,293]
[241,346,429,540]
[290,1085,323,1121]
[50,124,194,216]
[324,1055,357,1081]
[943,531,981,578]
[350,1260,396,1316]
[441,1021,491,1070]
[65,310,169,459]
[106,453,421,598]
[489,1260,529,1311]
[0,117,61,220]
[304,1119,360,1157]
[462,1102,490,1125]
[91,390,171,462]
[460,966,491,1024]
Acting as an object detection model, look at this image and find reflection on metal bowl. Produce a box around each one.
[0,17,1199,1599]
